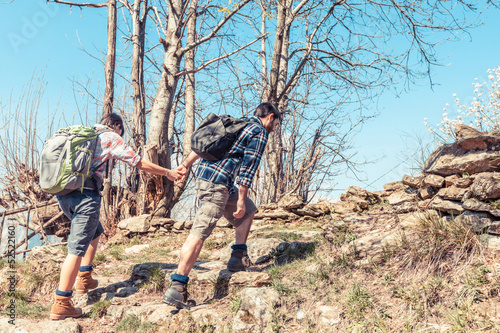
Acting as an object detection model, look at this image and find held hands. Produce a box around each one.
[233,198,246,219]
[166,168,186,181]
[175,164,188,181]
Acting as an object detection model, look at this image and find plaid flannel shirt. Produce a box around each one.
[196,116,268,189]
[90,124,141,182]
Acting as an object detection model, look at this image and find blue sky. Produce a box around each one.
[1,1,500,196]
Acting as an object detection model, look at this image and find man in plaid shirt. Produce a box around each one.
[162,102,281,309]
[50,113,185,320]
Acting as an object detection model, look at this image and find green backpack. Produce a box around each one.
[39,125,110,195]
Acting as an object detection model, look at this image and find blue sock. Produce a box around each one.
[231,244,247,251]
[55,289,73,297]
[171,273,189,284]
[79,265,93,272]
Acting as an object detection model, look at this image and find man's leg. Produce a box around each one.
[176,234,204,276]
[75,235,100,294]
[235,212,255,245]
[225,196,257,272]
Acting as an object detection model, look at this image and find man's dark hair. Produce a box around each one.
[254,102,282,122]
[100,113,124,136]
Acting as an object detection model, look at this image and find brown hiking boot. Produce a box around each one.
[75,270,99,294]
[227,249,252,272]
[50,295,82,320]
[162,281,190,309]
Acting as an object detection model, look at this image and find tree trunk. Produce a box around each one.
[131,0,149,214]
[148,0,184,218]
[102,0,117,116]
[171,0,197,205]
[101,0,117,223]
[263,0,291,203]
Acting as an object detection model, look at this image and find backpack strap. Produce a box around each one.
[84,126,114,190]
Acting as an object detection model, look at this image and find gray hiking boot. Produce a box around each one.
[162,281,189,309]
[227,249,252,272]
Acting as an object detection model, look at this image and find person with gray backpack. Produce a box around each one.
[43,113,185,320]
[162,102,281,309]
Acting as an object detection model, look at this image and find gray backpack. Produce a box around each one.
[191,113,249,161]
[39,125,110,195]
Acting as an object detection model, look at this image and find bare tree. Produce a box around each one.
[206,0,499,204]
[147,0,261,217]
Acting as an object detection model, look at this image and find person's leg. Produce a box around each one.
[51,190,100,319]
[224,193,258,272]
[58,254,83,292]
[176,234,204,276]
[163,180,228,309]
[75,232,101,294]
[235,212,255,244]
[81,235,100,267]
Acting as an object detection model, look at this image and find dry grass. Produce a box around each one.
[388,211,485,276]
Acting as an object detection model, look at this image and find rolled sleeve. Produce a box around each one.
[236,130,268,188]
[107,133,141,168]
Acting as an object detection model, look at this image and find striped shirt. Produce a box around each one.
[90,124,141,182]
[196,116,268,188]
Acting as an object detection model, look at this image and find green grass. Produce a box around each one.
[15,299,50,319]
[264,232,301,242]
[108,245,124,260]
[115,314,158,332]
[26,273,45,295]
[93,253,107,266]
[347,283,372,321]
[89,300,112,319]
[204,238,232,250]
[142,267,166,293]
[230,295,241,313]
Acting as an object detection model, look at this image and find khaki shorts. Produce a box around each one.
[190,180,257,240]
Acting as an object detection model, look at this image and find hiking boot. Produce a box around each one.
[50,295,83,320]
[227,249,252,272]
[162,281,189,309]
[75,270,99,294]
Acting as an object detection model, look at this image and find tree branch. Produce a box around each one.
[49,0,108,8]
[180,0,252,55]
[176,34,267,77]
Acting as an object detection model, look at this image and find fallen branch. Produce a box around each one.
[1,211,64,257]
[1,200,57,217]
[0,241,68,259]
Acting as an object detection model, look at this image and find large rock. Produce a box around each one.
[232,287,281,333]
[330,201,361,214]
[150,217,175,227]
[462,198,500,217]
[294,203,330,217]
[341,186,381,206]
[455,124,484,141]
[0,318,80,333]
[428,197,464,215]
[277,194,304,209]
[254,208,299,220]
[470,173,500,200]
[422,174,445,188]
[383,181,406,192]
[455,211,495,233]
[437,186,468,201]
[402,174,423,188]
[387,191,417,206]
[422,143,500,177]
[445,174,474,188]
[26,245,65,264]
[118,214,152,233]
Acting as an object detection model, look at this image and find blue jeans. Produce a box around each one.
[56,189,103,257]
